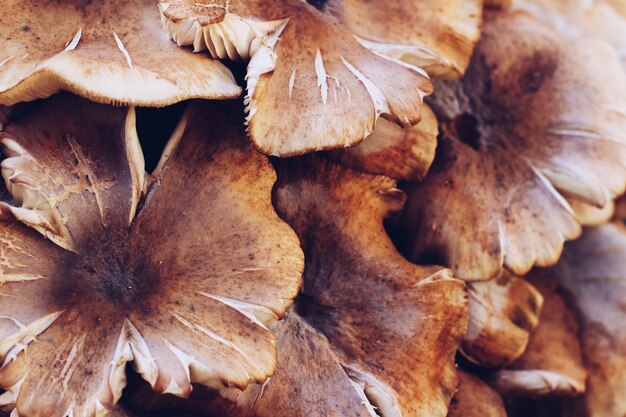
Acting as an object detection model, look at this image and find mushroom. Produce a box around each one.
[568,198,616,226]
[553,223,626,417]
[124,156,468,417]
[325,104,438,182]
[396,10,626,280]
[0,0,240,106]
[158,0,435,156]
[447,371,506,417]
[485,273,587,397]
[338,0,483,79]
[0,94,303,416]
[461,271,543,368]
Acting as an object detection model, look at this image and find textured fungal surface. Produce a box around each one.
[0,0,241,106]
[398,11,626,280]
[0,95,303,417]
[159,0,436,156]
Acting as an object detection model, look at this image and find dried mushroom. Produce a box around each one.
[486,274,586,397]
[159,0,435,156]
[461,271,543,368]
[397,10,626,280]
[125,157,468,417]
[0,0,240,106]
[0,95,303,416]
[447,371,506,417]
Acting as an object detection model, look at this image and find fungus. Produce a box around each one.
[461,272,543,368]
[0,0,241,106]
[447,371,507,417]
[0,94,303,416]
[158,0,436,156]
[554,223,626,417]
[396,10,626,280]
[485,274,586,397]
[325,104,438,182]
[125,156,468,417]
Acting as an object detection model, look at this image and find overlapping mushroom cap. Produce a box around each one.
[396,10,626,280]
[159,0,448,156]
[0,0,241,106]
[0,95,303,417]
[126,157,469,417]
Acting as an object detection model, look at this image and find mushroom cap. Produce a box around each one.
[396,10,626,280]
[325,104,438,182]
[554,223,626,417]
[485,273,587,397]
[461,271,543,368]
[128,156,469,417]
[568,198,616,226]
[339,0,483,79]
[0,95,303,417]
[0,0,241,106]
[447,371,507,417]
[159,0,433,156]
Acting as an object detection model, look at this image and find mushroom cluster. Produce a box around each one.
[0,1,624,417]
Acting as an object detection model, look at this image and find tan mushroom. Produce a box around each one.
[568,198,616,227]
[0,0,240,106]
[325,104,438,182]
[485,273,587,397]
[159,0,434,156]
[339,0,483,79]
[397,10,626,280]
[447,371,506,417]
[125,156,468,417]
[0,94,303,417]
[553,223,626,417]
[461,271,543,368]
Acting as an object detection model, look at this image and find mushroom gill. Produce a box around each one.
[0,94,303,417]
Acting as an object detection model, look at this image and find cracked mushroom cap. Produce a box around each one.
[447,371,506,417]
[396,10,626,280]
[325,104,438,182]
[128,156,469,417]
[461,271,543,368]
[485,273,587,397]
[553,223,626,417]
[0,95,303,417]
[339,0,483,79]
[158,0,433,156]
[0,0,240,106]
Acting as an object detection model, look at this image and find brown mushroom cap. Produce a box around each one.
[339,0,483,79]
[159,0,433,156]
[485,273,587,397]
[0,0,240,106]
[554,223,626,417]
[397,10,626,280]
[447,371,507,417]
[325,104,438,182]
[461,271,543,368]
[0,95,303,417]
[128,156,468,417]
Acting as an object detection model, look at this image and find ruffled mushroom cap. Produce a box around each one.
[513,0,626,70]
[396,10,626,280]
[128,156,469,417]
[0,95,303,417]
[485,274,586,397]
[447,371,506,417]
[158,0,433,156]
[568,198,616,226]
[0,0,240,106]
[553,224,626,417]
[339,0,483,79]
[325,104,438,182]
[461,272,543,368]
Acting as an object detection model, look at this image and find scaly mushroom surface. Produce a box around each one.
[0,0,240,106]
[397,10,626,280]
[0,95,303,417]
